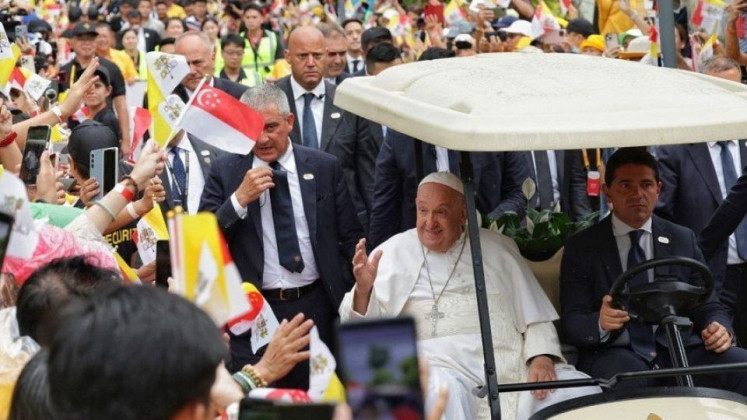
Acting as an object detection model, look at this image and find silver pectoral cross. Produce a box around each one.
[425,304,444,337]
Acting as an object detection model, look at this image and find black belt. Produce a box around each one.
[262,280,319,301]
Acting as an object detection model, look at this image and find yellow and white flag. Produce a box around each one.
[136,205,169,265]
[308,326,343,402]
[114,252,141,284]
[169,211,253,328]
[145,52,190,147]
[239,282,281,350]
[0,30,21,92]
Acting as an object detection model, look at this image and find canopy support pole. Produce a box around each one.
[460,151,502,419]
[659,0,677,69]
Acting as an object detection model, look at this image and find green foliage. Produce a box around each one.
[489,208,600,261]
[399,356,420,389]
[367,345,390,370]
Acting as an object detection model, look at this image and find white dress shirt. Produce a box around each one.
[707,141,743,265]
[600,215,654,341]
[290,77,325,147]
[230,142,320,288]
[164,136,204,215]
[346,53,362,73]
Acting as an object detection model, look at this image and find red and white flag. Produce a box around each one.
[129,107,152,162]
[178,86,264,155]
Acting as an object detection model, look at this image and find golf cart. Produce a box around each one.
[334,52,747,419]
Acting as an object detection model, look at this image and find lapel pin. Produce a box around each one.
[657,236,670,244]
[303,173,314,180]
[331,112,341,119]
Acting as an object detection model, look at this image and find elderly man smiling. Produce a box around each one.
[340,172,598,420]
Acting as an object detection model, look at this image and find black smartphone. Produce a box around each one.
[337,317,424,419]
[90,147,119,201]
[155,240,171,288]
[238,398,336,420]
[19,125,52,184]
[0,211,14,269]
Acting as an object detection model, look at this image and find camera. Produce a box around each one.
[44,87,57,103]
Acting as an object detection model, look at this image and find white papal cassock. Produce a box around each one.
[339,228,600,420]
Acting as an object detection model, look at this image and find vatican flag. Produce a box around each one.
[145,52,190,147]
[136,205,169,265]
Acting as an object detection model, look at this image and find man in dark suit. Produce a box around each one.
[368,129,528,248]
[656,140,747,320]
[526,150,590,221]
[275,26,344,151]
[199,85,363,388]
[159,130,223,215]
[700,172,747,345]
[561,148,747,396]
[174,31,248,102]
[319,22,351,86]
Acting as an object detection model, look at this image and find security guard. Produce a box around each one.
[215,34,264,87]
[240,4,284,79]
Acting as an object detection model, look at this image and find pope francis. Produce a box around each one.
[339,172,599,420]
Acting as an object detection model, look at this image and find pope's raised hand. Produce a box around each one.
[352,238,382,298]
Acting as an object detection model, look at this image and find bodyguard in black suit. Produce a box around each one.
[199,85,363,388]
[561,148,747,396]
[368,129,528,248]
[656,142,747,317]
[700,172,747,345]
[159,131,224,214]
[525,150,590,221]
[174,32,249,101]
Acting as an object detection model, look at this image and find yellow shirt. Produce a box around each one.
[107,48,139,83]
[167,3,187,18]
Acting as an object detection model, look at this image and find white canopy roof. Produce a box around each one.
[334,53,747,151]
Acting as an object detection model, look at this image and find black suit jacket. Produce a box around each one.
[561,215,733,360]
[198,145,363,307]
[700,172,747,261]
[173,77,248,103]
[525,150,593,221]
[368,129,528,248]
[656,142,747,297]
[275,76,344,152]
[159,134,224,213]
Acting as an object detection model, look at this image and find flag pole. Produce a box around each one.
[166,75,208,142]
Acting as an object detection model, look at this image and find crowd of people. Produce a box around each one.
[1,0,747,418]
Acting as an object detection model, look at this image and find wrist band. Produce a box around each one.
[232,371,258,394]
[51,105,64,124]
[126,202,139,218]
[92,200,116,221]
[119,175,140,195]
[241,364,268,388]
[0,131,17,148]
[115,182,135,202]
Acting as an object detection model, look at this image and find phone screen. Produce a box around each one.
[604,33,619,51]
[15,25,27,41]
[155,240,171,288]
[20,125,51,184]
[338,317,424,419]
[0,212,14,269]
[103,148,118,195]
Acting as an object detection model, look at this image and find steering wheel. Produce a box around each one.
[609,257,713,325]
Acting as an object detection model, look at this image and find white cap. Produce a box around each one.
[454,34,476,46]
[500,20,533,38]
[418,172,464,195]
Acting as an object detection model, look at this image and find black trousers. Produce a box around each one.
[227,282,337,390]
[722,263,747,346]
[578,344,747,396]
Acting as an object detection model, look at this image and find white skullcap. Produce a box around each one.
[418,172,464,195]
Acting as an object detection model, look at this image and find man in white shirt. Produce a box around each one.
[199,85,363,389]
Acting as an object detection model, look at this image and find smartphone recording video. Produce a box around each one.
[0,212,14,269]
[19,125,52,184]
[338,317,424,419]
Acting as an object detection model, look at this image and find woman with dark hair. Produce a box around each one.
[8,350,56,420]
[165,17,186,38]
[202,17,224,71]
[120,28,146,80]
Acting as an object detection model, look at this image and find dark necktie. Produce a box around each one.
[170,147,187,211]
[302,93,319,149]
[718,142,747,260]
[352,59,360,73]
[269,162,305,273]
[627,229,656,361]
[534,151,554,210]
